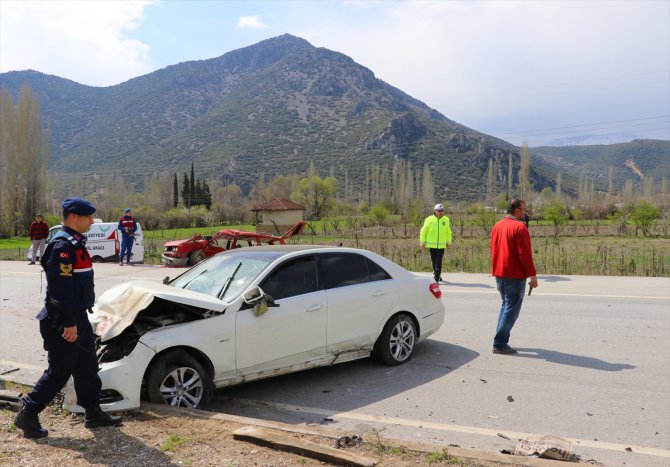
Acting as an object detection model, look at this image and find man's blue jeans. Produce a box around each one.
[493,277,526,349]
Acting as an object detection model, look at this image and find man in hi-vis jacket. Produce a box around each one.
[420,203,453,283]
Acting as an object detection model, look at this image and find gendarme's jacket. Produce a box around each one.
[118,215,137,238]
[39,226,95,327]
[420,214,453,249]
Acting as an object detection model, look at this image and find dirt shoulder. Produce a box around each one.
[0,393,573,467]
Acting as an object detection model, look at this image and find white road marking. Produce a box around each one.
[0,271,161,280]
[444,289,669,300]
[236,398,670,458]
[0,359,44,372]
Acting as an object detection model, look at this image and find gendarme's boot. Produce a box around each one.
[14,409,48,439]
[84,406,123,429]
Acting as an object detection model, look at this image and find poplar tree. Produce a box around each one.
[182,174,191,208]
[518,139,531,200]
[0,85,50,236]
[189,162,195,205]
[173,174,179,208]
[507,153,513,201]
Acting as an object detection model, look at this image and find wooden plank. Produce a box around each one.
[233,426,378,467]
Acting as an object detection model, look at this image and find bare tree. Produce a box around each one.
[0,85,50,236]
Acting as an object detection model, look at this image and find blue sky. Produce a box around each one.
[1,0,669,146]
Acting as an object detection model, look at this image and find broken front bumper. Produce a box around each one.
[161,254,189,267]
[64,341,156,413]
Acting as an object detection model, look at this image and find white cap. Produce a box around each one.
[434,203,444,211]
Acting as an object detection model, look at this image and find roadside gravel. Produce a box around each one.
[0,399,528,467]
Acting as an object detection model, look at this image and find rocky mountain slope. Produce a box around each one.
[0,34,569,201]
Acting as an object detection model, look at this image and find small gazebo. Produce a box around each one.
[250,198,305,234]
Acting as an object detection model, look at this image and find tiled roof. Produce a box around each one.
[251,198,305,211]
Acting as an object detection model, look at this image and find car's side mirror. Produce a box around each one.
[243,286,279,316]
[163,276,170,285]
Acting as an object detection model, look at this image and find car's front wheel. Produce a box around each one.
[146,350,213,409]
[188,250,205,266]
[372,313,417,366]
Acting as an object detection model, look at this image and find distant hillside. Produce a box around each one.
[1,34,562,201]
[531,139,670,190]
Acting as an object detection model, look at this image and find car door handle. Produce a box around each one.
[306,303,324,312]
[373,291,385,297]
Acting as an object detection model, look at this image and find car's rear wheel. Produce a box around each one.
[372,313,417,366]
[146,350,212,409]
[91,256,104,263]
[187,250,205,266]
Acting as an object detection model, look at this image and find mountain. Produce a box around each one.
[531,139,670,190]
[2,34,558,201]
[545,132,640,147]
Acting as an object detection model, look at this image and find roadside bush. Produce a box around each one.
[629,200,661,236]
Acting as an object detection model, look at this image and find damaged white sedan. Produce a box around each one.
[65,245,445,412]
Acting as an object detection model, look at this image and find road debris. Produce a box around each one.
[515,434,573,461]
[233,426,378,466]
[335,434,363,448]
[507,395,514,402]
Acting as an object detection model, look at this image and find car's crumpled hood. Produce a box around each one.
[91,280,225,342]
[164,239,192,247]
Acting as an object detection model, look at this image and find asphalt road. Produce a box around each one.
[1,260,668,466]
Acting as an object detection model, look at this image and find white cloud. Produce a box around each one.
[300,0,670,144]
[236,15,267,30]
[0,0,157,86]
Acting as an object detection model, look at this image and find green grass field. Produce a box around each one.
[3,223,669,276]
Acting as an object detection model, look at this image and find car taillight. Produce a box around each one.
[429,283,442,299]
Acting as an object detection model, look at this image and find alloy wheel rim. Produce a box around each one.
[389,320,415,362]
[159,366,204,408]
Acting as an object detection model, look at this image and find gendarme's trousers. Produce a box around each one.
[23,309,101,413]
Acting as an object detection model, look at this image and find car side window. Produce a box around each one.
[319,253,374,289]
[366,257,392,281]
[260,255,318,301]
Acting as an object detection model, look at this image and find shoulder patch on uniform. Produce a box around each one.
[59,263,73,276]
[59,252,69,259]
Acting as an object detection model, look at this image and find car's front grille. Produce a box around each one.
[100,389,124,404]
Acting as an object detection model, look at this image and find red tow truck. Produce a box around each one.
[161,221,307,267]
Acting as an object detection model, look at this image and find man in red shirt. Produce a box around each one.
[490,199,538,354]
[29,214,49,265]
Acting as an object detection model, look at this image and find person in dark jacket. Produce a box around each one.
[28,214,49,265]
[14,197,122,439]
[117,208,137,266]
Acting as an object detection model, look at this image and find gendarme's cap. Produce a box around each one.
[434,203,444,211]
[62,197,96,215]
[124,208,131,213]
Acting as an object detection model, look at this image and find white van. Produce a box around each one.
[27,220,144,263]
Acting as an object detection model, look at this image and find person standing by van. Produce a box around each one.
[419,203,453,283]
[28,214,49,265]
[118,208,137,266]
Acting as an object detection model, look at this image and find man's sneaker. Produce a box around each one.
[28,261,35,265]
[127,262,134,267]
[492,347,518,354]
[119,262,124,266]
[84,406,123,429]
[14,409,48,439]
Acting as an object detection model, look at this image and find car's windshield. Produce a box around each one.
[170,251,282,301]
